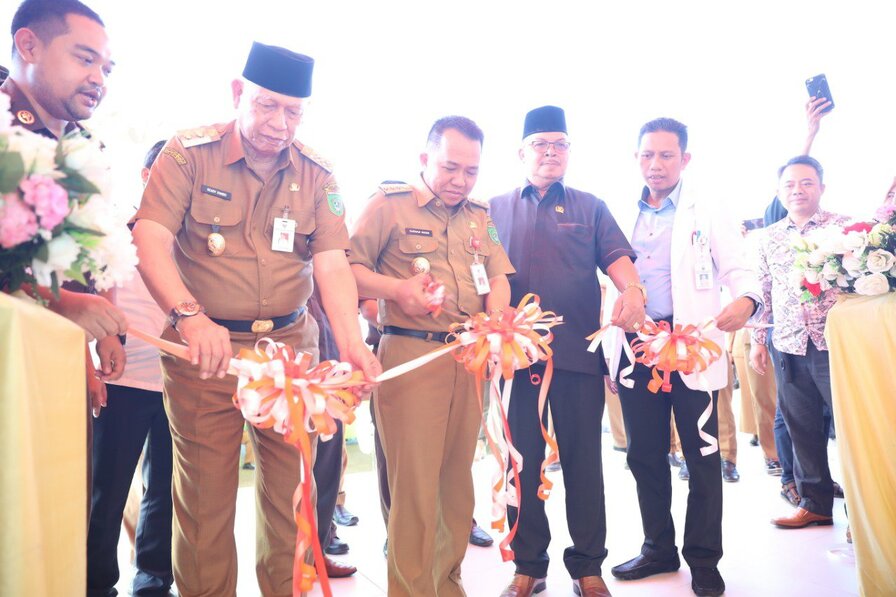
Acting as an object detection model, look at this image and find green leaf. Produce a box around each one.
[0,151,26,194]
[59,169,101,195]
[34,241,49,262]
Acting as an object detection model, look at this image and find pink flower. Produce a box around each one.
[20,174,70,230]
[0,194,39,248]
[874,203,896,224]
[842,221,874,235]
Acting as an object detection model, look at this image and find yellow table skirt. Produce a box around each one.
[825,293,896,597]
[0,292,87,596]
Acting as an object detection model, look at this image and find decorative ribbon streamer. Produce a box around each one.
[424,278,446,317]
[128,328,367,597]
[585,318,725,457]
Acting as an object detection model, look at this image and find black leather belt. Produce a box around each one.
[211,307,304,334]
[383,325,449,343]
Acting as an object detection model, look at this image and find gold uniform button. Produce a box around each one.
[213,216,221,224]
[415,243,422,250]
[261,259,267,266]
[262,299,269,306]
[435,200,442,207]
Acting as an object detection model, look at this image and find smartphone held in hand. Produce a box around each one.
[805,73,835,113]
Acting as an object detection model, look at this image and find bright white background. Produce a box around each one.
[4,0,895,224]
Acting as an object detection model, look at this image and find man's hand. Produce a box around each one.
[804,96,832,153]
[96,334,127,381]
[610,287,646,332]
[176,314,233,379]
[714,296,754,332]
[86,355,107,417]
[749,342,769,376]
[604,374,618,395]
[394,273,433,317]
[52,291,128,342]
[342,339,383,394]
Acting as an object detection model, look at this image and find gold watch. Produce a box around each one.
[624,282,648,304]
[169,300,205,328]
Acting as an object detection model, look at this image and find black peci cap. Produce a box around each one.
[242,42,314,98]
[523,105,567,138]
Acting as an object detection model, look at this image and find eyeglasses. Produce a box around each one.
[528,139,571,154]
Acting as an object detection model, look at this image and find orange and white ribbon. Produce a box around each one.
[128,328,366,597]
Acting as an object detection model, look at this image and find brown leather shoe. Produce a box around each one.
[499,574,547,597]
[323,555,357,578]
[573,575,612,596]
[772,507,833,529]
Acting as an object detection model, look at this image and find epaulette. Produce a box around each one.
[467,197,490,210]
[176,125,221,148]
[299,144,333,172]
[379,181,413,196]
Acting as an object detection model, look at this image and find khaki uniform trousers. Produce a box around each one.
[670,360,737,462]
[161,318,318,597]
[731,328,778,460]
[604,380,627,449]
[375,334,481,597]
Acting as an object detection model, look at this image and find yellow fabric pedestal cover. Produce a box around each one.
[826,293,896,597]
[0,292,87,596]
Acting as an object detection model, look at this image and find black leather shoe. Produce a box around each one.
[611,553,680,580]
[833,480,845,498]
[749,434,759,446]
[324,534,349,555]
[333,504,359,526]
[721,459,740,483]
[678,460,690,481]
[469,520,494,547]
[691,566,725,596]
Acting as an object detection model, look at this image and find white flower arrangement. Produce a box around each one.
[0,92,137,295]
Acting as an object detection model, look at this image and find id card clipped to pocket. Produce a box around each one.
[272,217,296,252]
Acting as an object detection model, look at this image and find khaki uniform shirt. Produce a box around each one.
[136,120,348,320]
[350,178,515,331]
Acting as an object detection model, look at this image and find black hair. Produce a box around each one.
[144,139,167,169]
[777,155,824,184]
[11,0,104,58]
[638,117,688,152]
[426,115,484,149]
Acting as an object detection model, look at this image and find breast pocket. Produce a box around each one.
[556,222,595,267]
[399,234,438,255]
[189,196,243,255]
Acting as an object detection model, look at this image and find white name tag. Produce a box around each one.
[272,217,296,252]
[471,262,490,295]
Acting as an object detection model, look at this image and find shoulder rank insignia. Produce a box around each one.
[299,144,333,172]
[379,182,413,196]
[176,125,221,148]
[467,197,490,210]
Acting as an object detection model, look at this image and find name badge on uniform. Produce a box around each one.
[692,230,714,290]
[471,262,491,295]
[272,217,296,252]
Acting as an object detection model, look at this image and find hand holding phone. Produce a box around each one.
[805,74,835,113]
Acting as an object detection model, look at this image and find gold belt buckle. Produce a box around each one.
[251,319,274,334]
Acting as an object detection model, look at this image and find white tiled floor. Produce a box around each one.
[116,418,858,596]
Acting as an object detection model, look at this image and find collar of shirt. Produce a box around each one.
[784,208,835,232]
[522,179,565,204]
[224,122,299,173]
[1,77,81,139]
[638,178,683,213]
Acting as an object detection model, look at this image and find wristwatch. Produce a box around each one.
[169,300,205,329]
[624,282,648,304]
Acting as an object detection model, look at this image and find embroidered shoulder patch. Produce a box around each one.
[487,222,501,244]
[300,144,333,172]
[379,183,413,196]
[176,125,221,148]
[162,147,187,165]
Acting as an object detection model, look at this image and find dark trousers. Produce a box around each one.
[769,344,832,485]
[506,367,607,579]
[618,361,722,568]
[313,420,344,546]
[771,343,835,516]
[87,385,173,596]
